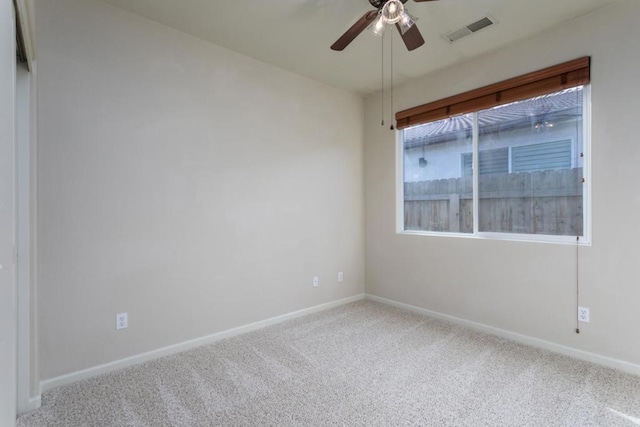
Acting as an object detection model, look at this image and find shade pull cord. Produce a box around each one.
[575,83,582,335]
[575,235,580,334]
[381,32,384,126]
[390,29,395,131]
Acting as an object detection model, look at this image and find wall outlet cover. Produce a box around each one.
[578,306,590,323]
[116,313,128,330]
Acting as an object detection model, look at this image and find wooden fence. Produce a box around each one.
[404,168,583,236]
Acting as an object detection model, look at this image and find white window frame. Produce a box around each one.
[396,85,591,245]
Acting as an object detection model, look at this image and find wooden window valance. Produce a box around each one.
[395,57,590,130]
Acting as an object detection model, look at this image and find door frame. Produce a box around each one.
[13,0,38,417]
[1,2,18,425]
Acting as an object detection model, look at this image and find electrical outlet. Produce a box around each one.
[578,306,590,323]
[338,272,344,282]
[116,313,128,330]
[313,276,319,287]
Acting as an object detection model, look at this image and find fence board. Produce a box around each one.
[404,168,583,235]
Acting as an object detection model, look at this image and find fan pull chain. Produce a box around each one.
[390,28,395,131]
[381,32,384,126]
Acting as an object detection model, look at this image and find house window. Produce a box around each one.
[511,140,572,173]
[399,84,589,243]
[462,140,573,177]
[461,148,509,177]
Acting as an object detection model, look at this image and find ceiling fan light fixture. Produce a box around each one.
[369,12,387,37]
[381,0,404,24]
[398,10,417,35]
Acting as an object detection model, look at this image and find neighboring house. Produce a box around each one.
[402,87,584,182]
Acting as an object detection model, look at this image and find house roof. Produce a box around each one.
[403,87,583,148]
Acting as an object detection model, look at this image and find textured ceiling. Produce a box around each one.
[100,0,623,95]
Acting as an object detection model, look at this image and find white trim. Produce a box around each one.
[28,59,38,409]
[472,112,479,234]
[395,130,405,233]
[474,231,589,246]
[400,229,591,246]
[41,294,365,392]
[1,4,18,426]
[365,294,640,377]
[582,85,592,244]
[25,396,40,412]
[15,60,32,416]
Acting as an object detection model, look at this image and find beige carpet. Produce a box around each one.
[18,300,640,426]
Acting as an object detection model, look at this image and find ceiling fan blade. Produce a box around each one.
[396,23,425,51]
[331,10,378,51]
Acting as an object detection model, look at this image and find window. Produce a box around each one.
[396,58,590,243]
[511,140,572,173]
[461,148,508,177]
[403,114,473,233]
[462,141,572,177]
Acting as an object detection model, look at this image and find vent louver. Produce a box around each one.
[443,16,496,43]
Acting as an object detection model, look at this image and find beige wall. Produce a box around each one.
[37,0,364,380]
[365,0,640,366]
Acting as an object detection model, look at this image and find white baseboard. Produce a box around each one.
[17,395,42,416]
[366,294,640,377]
[41,294,365,392]
[27,395,41,412]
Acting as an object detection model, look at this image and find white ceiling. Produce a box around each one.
[100,0,623,96]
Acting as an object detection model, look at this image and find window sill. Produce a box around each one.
[398,229,591,246]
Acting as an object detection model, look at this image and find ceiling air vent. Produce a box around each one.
[443,16,496,44]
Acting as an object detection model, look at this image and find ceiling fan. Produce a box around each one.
[331,0,438,52]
